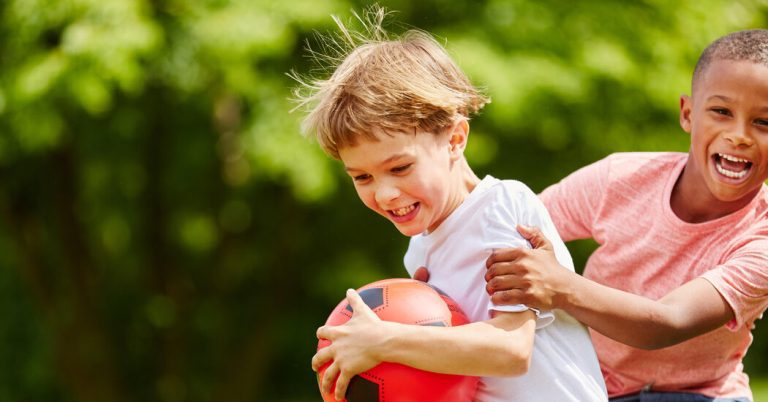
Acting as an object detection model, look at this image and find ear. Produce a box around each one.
[679,94,692,134]
[448,118,469,160]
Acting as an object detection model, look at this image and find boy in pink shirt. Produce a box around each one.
[483,30,768,401]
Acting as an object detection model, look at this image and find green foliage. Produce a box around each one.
[753,377,768,401]
[0,1,767,401]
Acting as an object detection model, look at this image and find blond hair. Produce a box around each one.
[291,6,489,159]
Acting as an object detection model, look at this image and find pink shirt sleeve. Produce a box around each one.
[539,156,611,242]
[700,222,768,331]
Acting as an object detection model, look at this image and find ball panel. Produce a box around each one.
[345,287,385,313]
[346,376,381,402]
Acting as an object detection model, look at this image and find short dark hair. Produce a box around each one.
[692,29,768,89]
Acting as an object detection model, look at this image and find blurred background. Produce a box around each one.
[1,0,767,401]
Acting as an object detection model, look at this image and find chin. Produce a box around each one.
[393,224,424,237]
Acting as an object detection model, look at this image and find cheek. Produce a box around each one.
[354,187,379,211]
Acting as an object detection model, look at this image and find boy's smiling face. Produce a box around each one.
[680,59,768,207]
[339,124,470,237]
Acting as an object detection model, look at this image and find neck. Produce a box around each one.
[670,164,758,223]
[459,159,481,193]
[425,159,479,234]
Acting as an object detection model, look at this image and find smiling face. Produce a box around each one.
[678,59,768,215]
[338,122,475,236]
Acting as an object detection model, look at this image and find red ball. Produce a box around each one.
[317,278,479,402]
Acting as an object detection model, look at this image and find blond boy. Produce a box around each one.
[294,8,607,402]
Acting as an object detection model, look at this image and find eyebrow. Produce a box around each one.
[705,95,768,112]
[344,153,409,172]
[706,95,734,103]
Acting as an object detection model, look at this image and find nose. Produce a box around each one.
[374,181,400,205]
[723,128,754,147]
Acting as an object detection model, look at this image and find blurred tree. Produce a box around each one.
[0,0,766,401]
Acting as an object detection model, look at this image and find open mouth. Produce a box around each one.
[713,153,752,180]
[388,202,419,221]
[391,203,417,216]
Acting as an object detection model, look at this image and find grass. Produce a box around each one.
[753,376,768,401]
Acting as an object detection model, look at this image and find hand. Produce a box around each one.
[484,225,575,310]
[312,289,388,400]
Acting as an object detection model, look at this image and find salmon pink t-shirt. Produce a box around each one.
[540,152,768,400]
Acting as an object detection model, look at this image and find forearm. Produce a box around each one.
[560,276,732,349]
[377,314,535,376]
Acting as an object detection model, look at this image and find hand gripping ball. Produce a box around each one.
[317,278,479,402]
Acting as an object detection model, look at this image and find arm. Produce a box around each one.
[485,225,734,350]
[313,288,536,400]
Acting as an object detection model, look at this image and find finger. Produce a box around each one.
[335,371,352,401]
[490,289,528,305]
[516,225,554,251]
[485,260,523,282]
[312,346,333,372]
[413,266,430,282]
[486,248,525,268]
[485,274,524,294]
[321,361,339,396]
[317,325,334,341]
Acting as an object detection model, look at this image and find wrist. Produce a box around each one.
[375,321,405,362]
[553,269,581,311]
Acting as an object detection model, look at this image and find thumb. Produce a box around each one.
[413,266,430,282]
[517,224,554,251]
[345,289,374,316]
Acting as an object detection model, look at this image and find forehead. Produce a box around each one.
[694,59,768,102]
[338,130,440,169]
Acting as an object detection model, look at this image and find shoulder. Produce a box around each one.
[601,151,685,174]
[584,152,686,190]
[482,178,576,270]
[478,177,552,228]
[545,152,683,191]
[735,214,768,245]
[478,177,544,219]
[479,177,539,206]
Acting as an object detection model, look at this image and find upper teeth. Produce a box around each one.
[393,205,415,216]
[719,153,749,163]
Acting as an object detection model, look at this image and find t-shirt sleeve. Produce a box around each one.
[539,156,611,242]
[700,223,768,331]
[482,182,577,329]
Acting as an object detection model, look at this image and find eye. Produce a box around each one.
[710,107,731,116]
[391,164,412,174]
[352,173,371,183]
[755,118,768,127]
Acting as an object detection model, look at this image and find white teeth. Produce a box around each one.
[392,204,415,216]
[715,152,752,180]
[719,153,749,163]
[716,163,749,179]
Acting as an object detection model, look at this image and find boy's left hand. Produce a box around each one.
[312,289,387,400]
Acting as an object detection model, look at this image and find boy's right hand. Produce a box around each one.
[312,289,388,401]
[484,225,575,311]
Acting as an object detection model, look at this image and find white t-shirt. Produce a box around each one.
[404,175,607,402]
